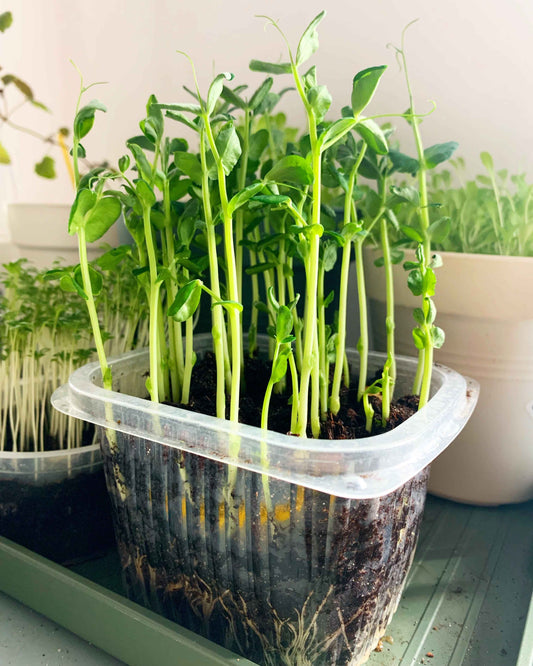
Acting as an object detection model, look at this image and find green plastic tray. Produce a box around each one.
[0,495,532,665]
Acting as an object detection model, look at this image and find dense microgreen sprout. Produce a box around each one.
[62,11,457,451]
[397,153,533,257]
[0,257,148,453]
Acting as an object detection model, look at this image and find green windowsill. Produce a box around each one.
[0,495,532,666]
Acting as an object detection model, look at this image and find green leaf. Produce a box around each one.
[390,248,404,264]
[2,74,33,100]
[135,180,156,209]
[407,268,423,296]
[424,141,459,169]
[245,261,276,276]
[428,216,451,243]
[95,245,131,270]
[128,143,153,182]
[390,185,420,206]
[220,85,246,110]
[0,141,10,164]
[276,305,293,340]
[252,194,291,206]
[323,290,335,308]
[215,123,242,176]
[423,267,437,297]
[412,308,425,326]
[74,264,103,296]
[212,300,243,313]
[169,175,191,200]
[296,10,325,66]
[0,11,13,32]
[227,182,264,216]
[207,72,234,115]
[140,95,164,143]
[431,325,445,349]
[118,155,130,173]
[85,196,122,242]
[126,135,155,151]
[248,129,269,161]
[307,85,331,123]
[174,151,203,185]
[322,243,338,272]
[74,99,107,140]
[156,102,202,114]
[59,273,83,297]
[68,189,96,235]
[168,279,202,321]
[480,151,494,174]
[355,119,388,155]
[271,348,290,384]
[401,224,424,243]
[476,174,492,187]
[265,154,313,185]
[351,65,387,117]
[249,78,274,111]
[319,118,356,151]
[165,110,199,132]
[340,222,361,243]
[249,60,292,75]
[412,327,426,350]
[423,297,437,324]
[389,150,419,175]
[267,286,280,312]
[34,156,56,179]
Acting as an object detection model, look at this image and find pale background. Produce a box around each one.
[1,0,532,238]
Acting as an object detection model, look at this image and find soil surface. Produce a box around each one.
[180,352,419,438]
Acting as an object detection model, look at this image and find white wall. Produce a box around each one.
[2,0,532,221]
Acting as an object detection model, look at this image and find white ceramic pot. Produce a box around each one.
[363,248,533,506]
[7,203,119,268]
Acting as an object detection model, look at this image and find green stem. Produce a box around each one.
[78,231,111,391]
[330,144,366,414]
[204,117,241,422]
[354,239,368,401]
[199,127,226,419]
[400,41,435,409]
[379,214,395,423]
[317,264,328,421]
[163,181,183,402]
[142,202,161,402]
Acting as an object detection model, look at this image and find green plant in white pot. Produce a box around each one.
[0,252,149,563]
[363,31,532,505]
[52,11,478,665]
[0,11,118,267]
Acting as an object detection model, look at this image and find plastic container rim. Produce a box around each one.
[52,342,477,456]
[0,442,100,461]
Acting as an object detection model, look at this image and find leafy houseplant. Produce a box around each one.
[53,11,477,664]
[365,146,533,505]
[1,11,117,268]
[0,252,148,563]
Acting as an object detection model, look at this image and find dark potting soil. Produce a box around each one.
[182,351,419,438]
[100,353,428,664]
[0,462,115,565]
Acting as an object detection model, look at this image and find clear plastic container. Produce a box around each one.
[0,445,115,564]
[52,335,479,499]
[52,338,478,664]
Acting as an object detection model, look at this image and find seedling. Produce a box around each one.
[63,11,454,455]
